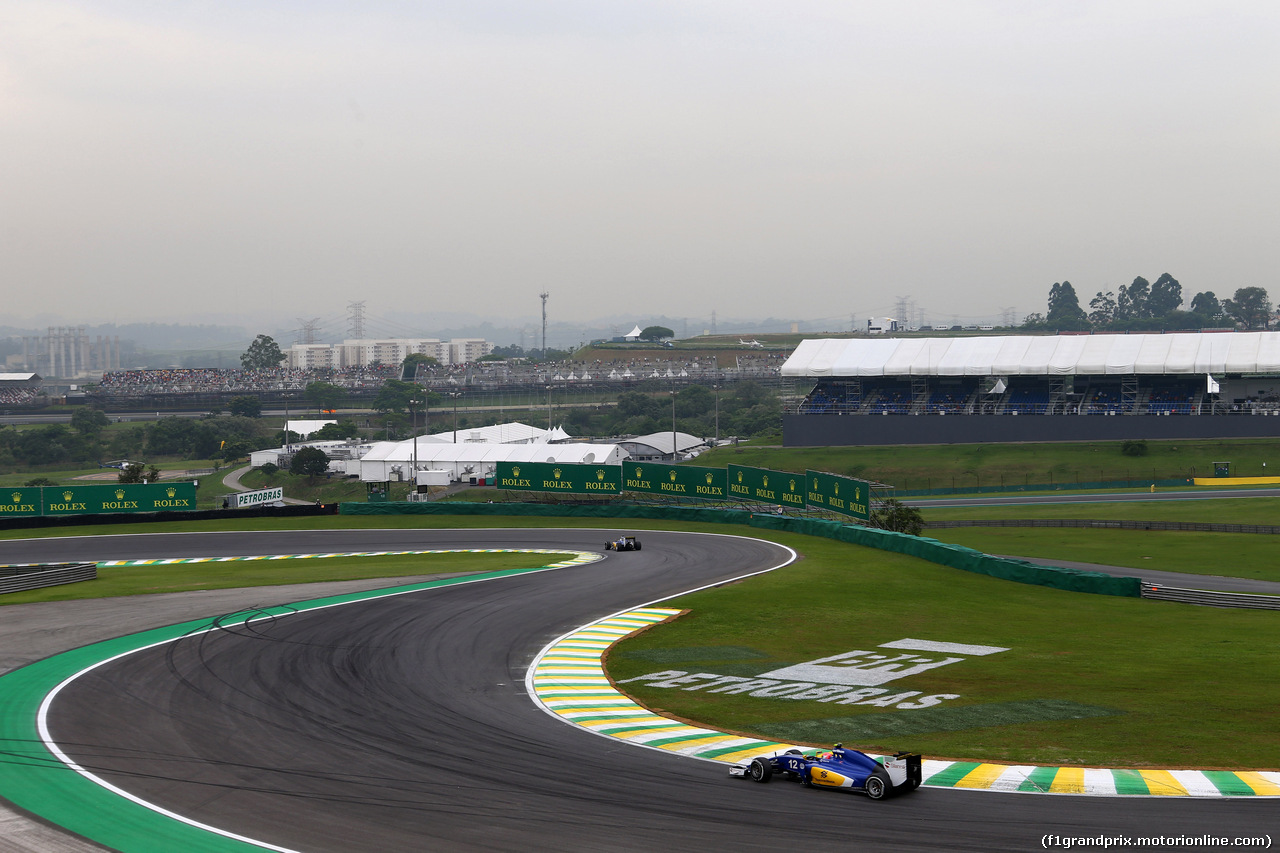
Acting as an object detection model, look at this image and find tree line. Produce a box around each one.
[1025,275,1271,332]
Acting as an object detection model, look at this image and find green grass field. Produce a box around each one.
[919,527,1280,581]
[0,551,571,605]
[697,438,1280,490]
[606,533,1280,769]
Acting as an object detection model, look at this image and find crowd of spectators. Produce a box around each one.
[420,356,783,389]
[92,365,401,396]
[0,386,40,405]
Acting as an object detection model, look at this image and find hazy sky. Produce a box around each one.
[3,1,1277,330]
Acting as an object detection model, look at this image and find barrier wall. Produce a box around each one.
[0,563,98,595]
[340,501,1141,598]
[0,502,338,532]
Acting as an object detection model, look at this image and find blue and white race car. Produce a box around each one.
[730,744,922,800]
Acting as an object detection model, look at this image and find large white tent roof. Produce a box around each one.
[781,333,1280,377]
[359,441,628,481]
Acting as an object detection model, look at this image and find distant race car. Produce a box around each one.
[604,535,642,551]
[730,744,922,800]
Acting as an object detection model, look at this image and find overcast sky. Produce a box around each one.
[3,1,1277,331]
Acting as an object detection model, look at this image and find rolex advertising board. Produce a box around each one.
[726,464,805,508]
[0,488,41,518]
[495,462,622,495]
[805,470,871,521]
[41,483,198,516]
[622,463,726,500]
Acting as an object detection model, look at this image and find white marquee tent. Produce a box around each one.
[781,333,1280,378]
[359,441,629,483]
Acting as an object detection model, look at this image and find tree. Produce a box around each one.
[1223,287,1272,330]
[228,396,262,418]
[401,353,439,380]
[1147,273,1184,317]
[289,446,329,479]
[304,381,347,413]
[869,499,924,536]
[118,462,162,484]
[373,379,422,416]
[311,420,360,440]
[1046,282,1088,329]
[70,407,111,437]
[218,438,255,462]
[1088,291,1116,328]
[639,325,675,341]
[240,334,285,370]
[1116,276,1150,320]
[1190,291,1223,322]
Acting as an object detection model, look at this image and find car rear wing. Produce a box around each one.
[883,752,922,790]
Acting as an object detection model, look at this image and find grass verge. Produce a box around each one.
[606,534,1280,769]
[0,551,570,605]
[920,527,1280,582]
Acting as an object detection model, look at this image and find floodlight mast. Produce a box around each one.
[540,292,549,356]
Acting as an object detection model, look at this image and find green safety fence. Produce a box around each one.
[340,501,1141,598]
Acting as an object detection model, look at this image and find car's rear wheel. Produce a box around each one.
[749,758,773,783]
[864,772,888,800]
[634,541,641,550]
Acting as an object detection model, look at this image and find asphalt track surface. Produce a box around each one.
[5,528,1277,852]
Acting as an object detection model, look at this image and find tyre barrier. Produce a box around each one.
[1140,582,1280,611]
[0,562,97,595]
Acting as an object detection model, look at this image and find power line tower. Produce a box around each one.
[539,291,549,355]
[297,317,320,345]
[1000,306,1016,327]
[894,296,912,323]
[347,301,366,340]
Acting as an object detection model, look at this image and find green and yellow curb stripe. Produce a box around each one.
[530,608,1280,798]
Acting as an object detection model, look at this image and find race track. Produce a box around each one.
[6,528,1276,852]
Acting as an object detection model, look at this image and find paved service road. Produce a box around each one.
[6,529,1276,852]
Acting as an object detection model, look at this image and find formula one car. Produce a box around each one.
[730,744,922,800]
[604,535,642,551]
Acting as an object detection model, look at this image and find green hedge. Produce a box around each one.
[339,501,1140,598]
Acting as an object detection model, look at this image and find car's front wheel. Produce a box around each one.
[749,758,773,783]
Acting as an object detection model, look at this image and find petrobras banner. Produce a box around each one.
[40,483,197,515]
[623,463,726,500]
[805,470,871,521]
[0,487,42,518]
[726,464,805,508]
[227,487,284,509]
[494,461,622,495]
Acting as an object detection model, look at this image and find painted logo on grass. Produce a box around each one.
[618,639,1009,710]
[758,639,1009,686]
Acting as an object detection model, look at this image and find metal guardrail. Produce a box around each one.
[926,519,1280,534]
[1140,582,1280,610]
[0,562,98,595]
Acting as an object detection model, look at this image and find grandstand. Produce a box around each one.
[92,365,400,397]
[0,373,43,408]
[781,332,1280,446]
